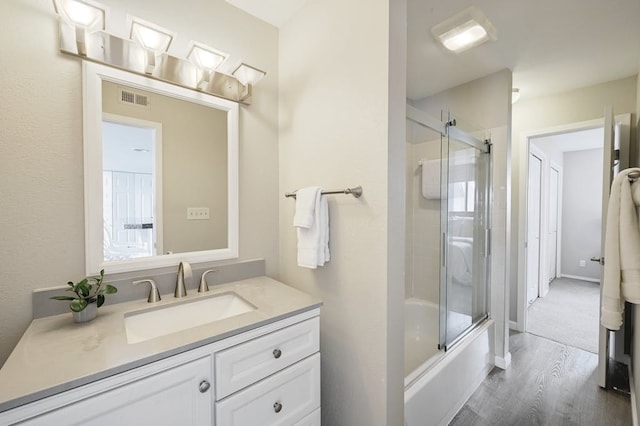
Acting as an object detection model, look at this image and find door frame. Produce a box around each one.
[526,147,545,305]
[548,162,563,283]
[515,115,631,332]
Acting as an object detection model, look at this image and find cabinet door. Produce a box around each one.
[22,356,212,426]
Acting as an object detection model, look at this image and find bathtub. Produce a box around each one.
[404,298,495,426]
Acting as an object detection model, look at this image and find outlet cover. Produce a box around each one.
[187,207,210,220]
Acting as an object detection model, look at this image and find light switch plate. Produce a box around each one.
[187,207,210,220]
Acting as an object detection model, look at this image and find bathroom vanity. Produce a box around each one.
[0,277,321,425]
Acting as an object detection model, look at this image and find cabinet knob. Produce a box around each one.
[273,348,282,359]
[199,380,211,393]
[273,401,283,413]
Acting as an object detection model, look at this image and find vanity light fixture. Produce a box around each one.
[431,6,497,53]
[129,17,175,74]
[52,0,106,56]
[51,2,266,104]
[187,42,229,90]
[232,63,266,86]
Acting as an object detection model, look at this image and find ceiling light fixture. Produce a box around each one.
[431,6,497,53]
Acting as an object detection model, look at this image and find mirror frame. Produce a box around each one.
[83,61,239,275]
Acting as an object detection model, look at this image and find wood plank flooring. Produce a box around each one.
[449,332,631,426]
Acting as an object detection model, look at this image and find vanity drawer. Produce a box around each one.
[293,408,321,425]
[215,316,319,399]
[215,354,320,426]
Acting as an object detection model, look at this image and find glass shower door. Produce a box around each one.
[439,117,491,350]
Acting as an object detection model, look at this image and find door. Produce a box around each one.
[548,166,560,281]
[526,153,543,304]
[597,106,616,388]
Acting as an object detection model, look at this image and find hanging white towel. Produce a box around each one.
[420,159,440,199]
[601,168,640,330]
[294,187,330,269]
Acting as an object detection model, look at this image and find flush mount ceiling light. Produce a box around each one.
[53,0,106,56]
[431,6,497,53]
[232,63,266,86]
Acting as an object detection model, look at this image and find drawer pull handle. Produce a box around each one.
[273,401,283,413]
[199,380,211,393]
[273,348,282,359]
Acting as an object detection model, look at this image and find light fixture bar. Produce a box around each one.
[431,6,497,53]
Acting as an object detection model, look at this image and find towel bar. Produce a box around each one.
[285,186,363,199]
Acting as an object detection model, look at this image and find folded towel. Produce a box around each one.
[601,168,640,330]
[420,159,440,199]
[293,186,321,228]
[294,187,330,268]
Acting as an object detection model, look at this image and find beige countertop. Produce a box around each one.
[0,276,321,413]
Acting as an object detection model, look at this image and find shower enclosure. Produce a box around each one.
[405,105,492,379]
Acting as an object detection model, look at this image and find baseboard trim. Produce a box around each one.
[560,274,600,283]
[495,352,511,370]
[509,320,518,331]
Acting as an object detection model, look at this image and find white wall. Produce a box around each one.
[278,0,406,423]
[560,148,603,280]
[511,76,638,321]
[0,0,279,366]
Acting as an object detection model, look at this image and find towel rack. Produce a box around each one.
[285,185,363,199]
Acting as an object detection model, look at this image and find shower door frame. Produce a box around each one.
[406,105,492,353]
[440,114,492,351]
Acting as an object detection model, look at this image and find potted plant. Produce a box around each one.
[50,270,118,323]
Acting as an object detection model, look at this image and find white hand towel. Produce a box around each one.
[420,159,441,199]
[294,187,330,268]
[293,186,321,228]
[601,168,640,330]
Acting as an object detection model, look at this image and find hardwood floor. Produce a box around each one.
[449,332,631,426]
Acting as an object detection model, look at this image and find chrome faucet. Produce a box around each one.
[175,261,192,298]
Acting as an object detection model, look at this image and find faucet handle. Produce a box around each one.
[133,279,161,303]
[199,269,219,293]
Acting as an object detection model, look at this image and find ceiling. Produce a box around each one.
[228,0,640,102]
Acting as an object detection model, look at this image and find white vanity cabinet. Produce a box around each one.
[0,310,320,426]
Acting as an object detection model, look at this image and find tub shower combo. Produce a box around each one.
[404,105,493,425]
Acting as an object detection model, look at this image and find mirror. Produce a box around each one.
[84,62,239,274]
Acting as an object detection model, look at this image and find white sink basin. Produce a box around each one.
[125,292,256,344]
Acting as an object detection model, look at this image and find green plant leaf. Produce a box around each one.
[50,296,76,301]
[70,299,88,312]
[66,281,74,287]
[102,284,118,294]
[97,294,105,308]
[77,281,91,298]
